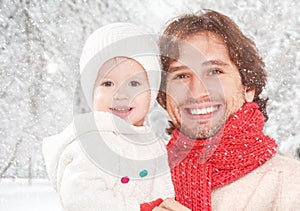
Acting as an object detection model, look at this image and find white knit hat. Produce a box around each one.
[79,23,161,110]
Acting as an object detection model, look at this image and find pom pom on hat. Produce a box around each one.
[79,23,161,110]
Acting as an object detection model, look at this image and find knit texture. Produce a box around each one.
[167,102,277,211]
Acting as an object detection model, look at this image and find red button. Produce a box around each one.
[121,176,129,184]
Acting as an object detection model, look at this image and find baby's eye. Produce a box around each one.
[129,81,141,87]
[101,81,114,87]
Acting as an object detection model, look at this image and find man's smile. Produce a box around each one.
[182,104,221,120]
[185,105,219,115]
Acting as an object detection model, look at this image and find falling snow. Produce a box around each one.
[0,0,299,185]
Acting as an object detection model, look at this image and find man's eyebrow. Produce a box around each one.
[168,65,188,73]
[202,60,229,66]
[168,60,229,72]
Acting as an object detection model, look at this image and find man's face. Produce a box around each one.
[166,32,254,139]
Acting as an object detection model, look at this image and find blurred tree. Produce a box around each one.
[0,0,299,179]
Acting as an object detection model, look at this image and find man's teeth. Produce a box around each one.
[112,107,130,111]
[189,106,218,115]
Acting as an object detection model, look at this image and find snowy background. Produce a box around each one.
[1,0,300,210]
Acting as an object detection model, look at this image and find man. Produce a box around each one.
[155,10,300,211]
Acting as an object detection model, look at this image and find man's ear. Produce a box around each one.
[244,88,255,102]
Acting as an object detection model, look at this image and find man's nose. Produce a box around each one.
[189,77,209,99]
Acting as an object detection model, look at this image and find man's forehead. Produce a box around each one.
[167,37,231,72]
[176,32,228,56]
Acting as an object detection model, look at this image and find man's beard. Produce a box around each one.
[178,116,227,140]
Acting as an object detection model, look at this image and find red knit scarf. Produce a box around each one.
[167,102,277,211]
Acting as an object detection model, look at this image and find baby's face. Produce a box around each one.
[93,57,150,126]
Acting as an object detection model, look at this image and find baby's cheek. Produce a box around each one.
[93,91,110,112]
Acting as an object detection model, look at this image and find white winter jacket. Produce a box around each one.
[212,154,300,210]
[43,112,174,211]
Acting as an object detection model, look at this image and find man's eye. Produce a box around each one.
[208,69,222,76]
[129,81,141,87]
[101,81,114,87]
[174,74,190,79]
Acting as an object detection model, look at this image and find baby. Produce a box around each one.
[43,23,174,211]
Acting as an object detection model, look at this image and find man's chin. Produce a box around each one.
[179,123,224,140]
[179,127,212,140]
